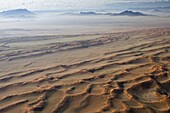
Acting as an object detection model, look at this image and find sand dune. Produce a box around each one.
[0,28,170,113]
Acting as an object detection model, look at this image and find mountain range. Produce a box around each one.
[79,10,149,16]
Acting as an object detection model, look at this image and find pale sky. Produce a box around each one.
[0,0,169,10]
[0,0,113,9]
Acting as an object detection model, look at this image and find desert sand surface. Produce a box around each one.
[0,28,170,113]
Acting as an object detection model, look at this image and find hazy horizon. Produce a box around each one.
[0,0,170,38]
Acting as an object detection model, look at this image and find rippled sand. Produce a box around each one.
[0,28,170,113]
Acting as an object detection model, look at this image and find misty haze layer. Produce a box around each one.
[0,11,170,38]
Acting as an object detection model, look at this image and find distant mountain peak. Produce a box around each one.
[114,10,147,16]
[0,9,35,18]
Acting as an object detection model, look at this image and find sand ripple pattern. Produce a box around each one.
[0,28,170,113]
